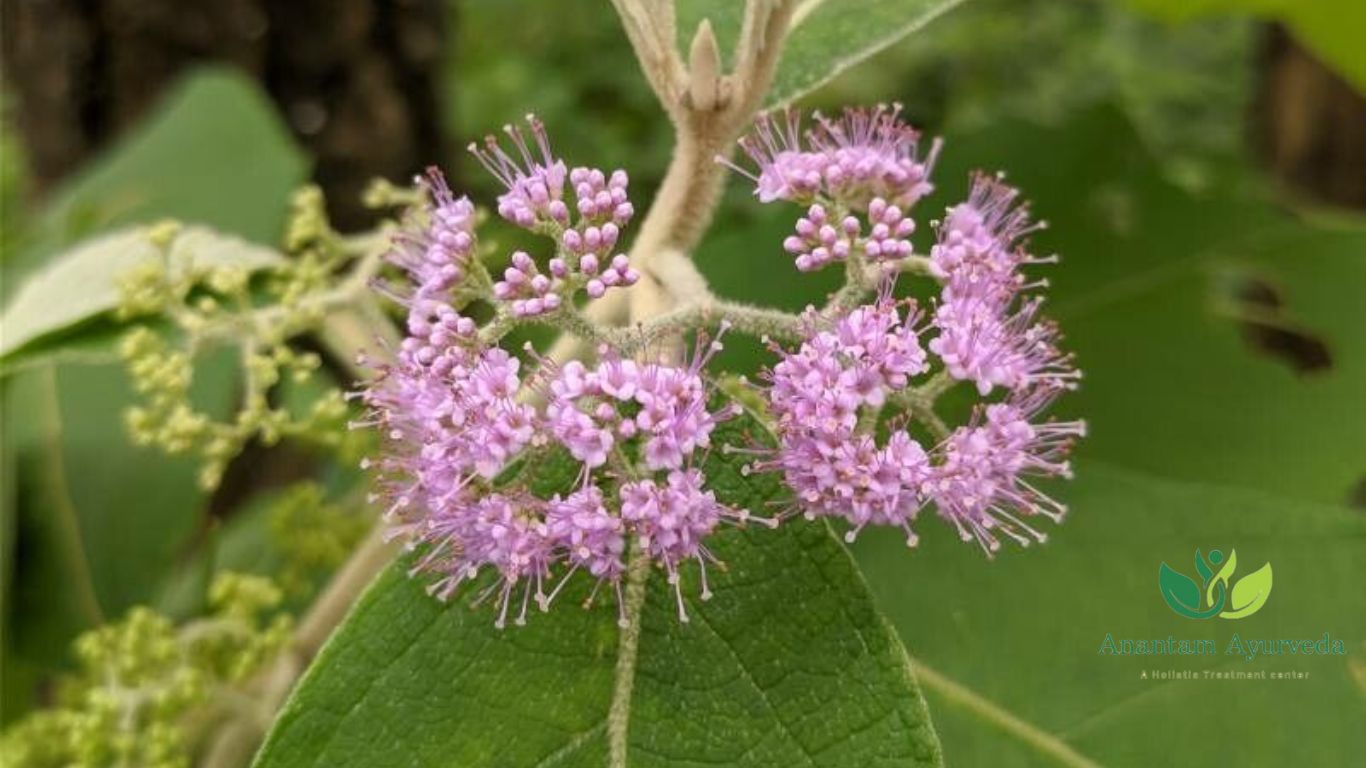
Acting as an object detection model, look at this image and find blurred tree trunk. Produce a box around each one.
[1256,23,1366,209]
[1,0,450,229]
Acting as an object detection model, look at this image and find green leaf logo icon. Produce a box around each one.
[1158,549,1271,619]
[1205,549,1237,608]
[1221,562,1273,619]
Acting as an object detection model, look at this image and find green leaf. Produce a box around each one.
[1123,0,1366,93]
[1157,563,1201,614]
[675,0,968,106]
[1205,549,1237,607]
[0,226,283,362]
[1193,550,1213,582]
[1,66,306,720]
[1222,562,1273,619]
[769,0,969,105]
[855,463,1366,767]
[254,414,944,768]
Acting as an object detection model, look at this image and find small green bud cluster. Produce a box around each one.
[276,187,348,315]
[116,191,363,490]
[0,573,292,768]
[267,483,373,596]
[361,176,426,210]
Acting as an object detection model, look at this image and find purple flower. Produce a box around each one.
[359,338,541,561]
[727,109,827,203]
[862,197,916,263]
[757,295,934,543]
[547,486,626,580]
[783,204,859,272]
[725,108,938,274]
[930,293,1078,395]
[540,336,734,473]
[925,385,1085,556]
[724,105,940,211]
[493,250,564,318]
[570,166,634,226]
[620,469,751,621]
[417,493,556,629]
[468,115,570,229]
[386,168,476,300]
[757,428,932,546]
[928,172,1048,300]
[927,173,1077,395]
[544,485,628,624]
[470,117,641,313]
[808,104,941,210]
[362,127,767,627]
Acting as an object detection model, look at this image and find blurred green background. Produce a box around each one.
[2,0,1364,765]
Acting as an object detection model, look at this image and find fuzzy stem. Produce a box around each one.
[598,6,798,768]
[478,311,518,345]
[889,378,955,443]
[881,254,933,277]
[914,370,957,402]
[620,299,804,352]
[916,406,952,443]
[200,654,302,768]
[545,307,615,346]
[616,0,798,324]
[542,292,628,366]
[825,254,876,316]
[607,541,651,768]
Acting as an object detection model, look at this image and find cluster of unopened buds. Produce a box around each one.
[359,105,1085,628]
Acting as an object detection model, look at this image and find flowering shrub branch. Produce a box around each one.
[352,100,1086,618]
[4,2,1094,765]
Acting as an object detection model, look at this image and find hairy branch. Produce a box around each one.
[619,0,799,326]
[609,0,686,107]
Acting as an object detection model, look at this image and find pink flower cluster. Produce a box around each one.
[724,104,940,272]
[755,296,933,543]
[387,170,476,301]
[470,115,640,316]
[360,104,1089,630]
[729,107,1085,556]
[361,123,752,625]
[542,341,735,471]
[758,295,1084,554]
[364,326,748,626]
[927,173,1076,395]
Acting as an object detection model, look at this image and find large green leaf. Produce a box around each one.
[770,0,968,105]
[0,225,284,363]
[676,0,968,106]
[0,67,306,721]
[254,416,944,768]
[1124,0,1366,93]
[855,463,1366,767]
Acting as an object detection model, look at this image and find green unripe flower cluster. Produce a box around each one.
[114,196,363,490]
[0,574,293,768]
[268,483,374,596]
